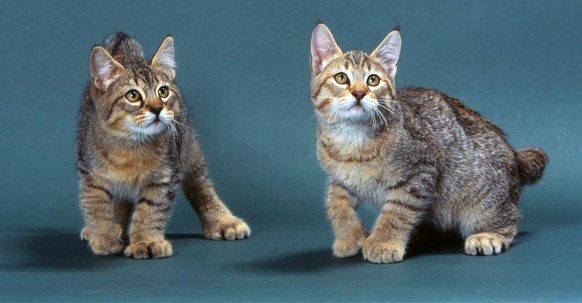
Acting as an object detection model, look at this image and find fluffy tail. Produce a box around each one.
[103,32,144,58]
[515,147,548,185]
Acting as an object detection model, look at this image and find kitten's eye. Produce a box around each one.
[367,74,380,87]
[334,72,349,85]
[125,90,142,102]
[158,86,170,99]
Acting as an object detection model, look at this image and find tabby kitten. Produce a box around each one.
[310,23,547,263]
[77,33,250,259]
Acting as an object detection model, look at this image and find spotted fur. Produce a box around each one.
[310,23,547,263]
[77,33,250,259]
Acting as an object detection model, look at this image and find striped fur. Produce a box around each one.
[310,23,547,263]
[77,33,250,259]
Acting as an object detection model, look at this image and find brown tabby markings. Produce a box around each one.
[77,33,250,259]
[310,23,547,263]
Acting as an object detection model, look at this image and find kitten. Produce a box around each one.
[310,23,547,263]
[77,33,250,259]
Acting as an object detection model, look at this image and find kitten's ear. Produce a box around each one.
[151,35,176,80]
[311,23,342,75]
[371,29,401,80]
[89,46,125,91]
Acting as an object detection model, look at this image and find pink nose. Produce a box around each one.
[352,90,366,101]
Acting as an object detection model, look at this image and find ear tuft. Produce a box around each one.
[371,30,401,80]
[310,23,342,76]
[89,46,124,91]
[151,35,176,80]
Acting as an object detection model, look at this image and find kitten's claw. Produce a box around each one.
[80,227,91,241]
[362,237,405,264]
[124,239,173,259]
[465,232,507,256]
[203,216,251,240]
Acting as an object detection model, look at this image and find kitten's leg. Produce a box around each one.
[363,188,428,264]
[112,200,133,242]
[183,170,250,240]
[462,195,520,256]
[79,179,125,255]
[124,185,177,259]
[327,183,368,258]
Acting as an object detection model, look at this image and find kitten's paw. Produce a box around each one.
[332,228,369,258]
[464,232,507,256]
[124,239,173,259]
[203,216,251,240]
[86,233,125,256]
[362,237,405,264]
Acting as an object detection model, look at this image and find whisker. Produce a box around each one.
[167,121,179,142]
[171,119,187,129]
[375,107,388,126]
[377,103,401,120]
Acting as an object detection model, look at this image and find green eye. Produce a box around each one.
[158,86,170,99]
[367,74,380,87]
[125,89,142,102]
[334,72,349,85]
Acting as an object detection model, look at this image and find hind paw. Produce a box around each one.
[465,232,509,256]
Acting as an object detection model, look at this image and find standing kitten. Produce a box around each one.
[310,23,547,263]
[77,33,250,259]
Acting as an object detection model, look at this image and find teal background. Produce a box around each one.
[1,0,581,301]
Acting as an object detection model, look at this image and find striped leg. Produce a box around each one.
[363,188,429,264]
[327,183,368,258]
[124,183,176,259]
[79,179,125,255]
[112,200,133,242]
[183,171,250,241]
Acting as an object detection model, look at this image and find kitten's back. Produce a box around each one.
[396,86,547,186]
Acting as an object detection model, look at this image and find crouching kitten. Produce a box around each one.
[77,33,250,259]
[310,23,547,263]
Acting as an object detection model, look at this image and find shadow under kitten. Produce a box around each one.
[1,228,119,271]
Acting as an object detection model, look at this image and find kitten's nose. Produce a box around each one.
[149,105,163,116]
[352,90,366,101]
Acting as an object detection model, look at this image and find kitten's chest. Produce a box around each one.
[330,161,400,205]
[98,145,171,199]
[317,138,401,206]
[328,160,383,187]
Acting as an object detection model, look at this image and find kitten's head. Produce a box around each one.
[89,35,180,140]
[310,23,401,127]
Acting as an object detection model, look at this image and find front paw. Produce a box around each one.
[203,216,251,240]
[124,239,173,259]
[85,233,125,256]
[362,236,405,264]
[333,228,369,258]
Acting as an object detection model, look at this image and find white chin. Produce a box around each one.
[341,107,368,120]
[131,122,167,137]
[145,122,167,135]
